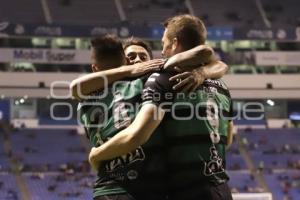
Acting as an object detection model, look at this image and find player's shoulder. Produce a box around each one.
[146,71,176,84]
[143,71,176,94]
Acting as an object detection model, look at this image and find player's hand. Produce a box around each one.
[89,147,102,171]
[163,45,213,71]
[169,67,206,93]
[129,59,164,77]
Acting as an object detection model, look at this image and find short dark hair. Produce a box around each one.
[91,34,125,67]
[163,14,207,50]
[123,37,153,59]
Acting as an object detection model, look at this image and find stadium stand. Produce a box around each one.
[240,128,300,200]
[3,119,300,199]
[23,172,94,200]
[0,129,10,171]
[228,171,262,193]
[1,125,96,200]
[10,129,88,171]
[47,0,120,25]
[241,129,300,169]
[0,173,20,200]
[0,0,300,199]
[264,170,300,200]
[123,0,188,25]
[191,0,265,27]
[0,0,298,28]
[227,138,248,170]
[0,0,45,24]
[262,0,300,28]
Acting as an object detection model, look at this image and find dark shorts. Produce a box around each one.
[94,194,135,200]
[94,193,168,200]
[94,183,232,200]
[170,182,233,200]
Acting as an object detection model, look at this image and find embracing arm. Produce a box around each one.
[89,104,164,166]
[169,60,228,92]
[70,66,132,100]
[162,45,228,92]
[164,44,214,70]
[70,59,164,101]
[198,60,228,80]
[89,72,174,170]
[226,121,235,150]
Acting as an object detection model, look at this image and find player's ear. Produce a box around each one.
[172,37,178,51]
[125,56,130,65]
[91,64,98,72]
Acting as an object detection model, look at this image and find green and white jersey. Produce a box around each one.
[78,76,167,199]
[142,72,233,198]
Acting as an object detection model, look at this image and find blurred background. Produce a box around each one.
[0,0,300,200]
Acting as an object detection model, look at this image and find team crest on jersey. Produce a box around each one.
[127,170,139,180]
[210,131,221,144]
[203,146,225,176]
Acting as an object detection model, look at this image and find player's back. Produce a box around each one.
[104,77,168,199]
[80,77,168,199]
[161,79,232,200]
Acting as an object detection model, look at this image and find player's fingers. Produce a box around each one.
[188,84,199,93]
[144,59,165,67]
[142,63,163,72]
[164,65,180,72]
[146,61,165,70]
[144,66,161,73]
[151,59,165,65]
[148,63,163,69]
[169,72,191,81]
[181,83,194,93]
[172,77,193,90]
[197,77,205,85]
[174,66,183,73]
[148,58,164,63]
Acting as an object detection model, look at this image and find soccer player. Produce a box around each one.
[78,35,132,200]
[123,37,153,64]
[123,37,228,93]
[70,39,220,101]
[71,38,227,100]
[76,35,225,200]
[88,15,233,200]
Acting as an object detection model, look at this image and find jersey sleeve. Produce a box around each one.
[142,72,176,109]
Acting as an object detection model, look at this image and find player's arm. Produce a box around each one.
[89,103,165,169]
[226,98,235,150]
[70,59,164,101]
[169,60,228,92]
[163,44,214,70]
[226,121,235,150]
[89,73,174,169]
[163,45,228,92]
